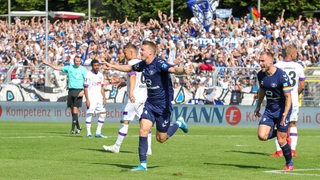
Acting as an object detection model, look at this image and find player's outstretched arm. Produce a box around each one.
[104,62,132,72]
[168,66,192,75]
[42,59,62,71]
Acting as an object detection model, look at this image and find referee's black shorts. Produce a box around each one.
[67,89,83,108]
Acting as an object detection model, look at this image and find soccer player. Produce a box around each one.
[84,59,107,138]
[104,40,191,171]
[254,51,294,171]
[102,44,152,154]
[272,45,305,157]
[42,55,87,134]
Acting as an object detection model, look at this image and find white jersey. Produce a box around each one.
[127,59,147,103]
[84,70,104,101]
[121,59,147,121]
[275,60,305,121]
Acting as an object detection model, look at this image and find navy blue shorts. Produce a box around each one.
[259,111,291,132]
[140,101,172,133]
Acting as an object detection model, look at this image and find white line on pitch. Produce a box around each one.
[265,169,320,176]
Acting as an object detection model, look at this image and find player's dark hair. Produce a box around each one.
[91,59,99,66]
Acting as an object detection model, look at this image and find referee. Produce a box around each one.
[42,55,87,134]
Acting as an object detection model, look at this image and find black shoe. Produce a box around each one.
[70,130,75,134]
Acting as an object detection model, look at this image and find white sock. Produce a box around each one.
[147,130,152,152]
[96,119,104,135]
[85,114,92,135]
[140,162,147,168]
[176,121,182,127]
[290,127,298,150]
[115,123,129,148]
[275,138,281,151]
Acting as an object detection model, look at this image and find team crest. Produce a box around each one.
[149,70,155,75]
[161,63,168,69]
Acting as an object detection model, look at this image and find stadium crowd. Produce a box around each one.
[0,10,319,101]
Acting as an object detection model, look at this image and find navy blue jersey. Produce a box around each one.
[132,57,174,109]
[257,68,292,115]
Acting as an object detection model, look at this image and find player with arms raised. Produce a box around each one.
[104,40,191,171]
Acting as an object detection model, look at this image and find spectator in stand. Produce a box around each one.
[229,79,243,105]
[217,76,230,102]
[191,45,203,74]
[203,87,218,105]
[200,51,214,74]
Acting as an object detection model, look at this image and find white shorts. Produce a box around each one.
[122,102,144,121]
[86,100,105,114]
[290,106,299,122]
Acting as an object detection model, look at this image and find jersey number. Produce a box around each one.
[288,71,296,87]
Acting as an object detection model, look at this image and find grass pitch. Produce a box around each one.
[0,121,319,180]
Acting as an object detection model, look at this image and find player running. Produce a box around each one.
[104,40,191,171]
[254,51,294,171]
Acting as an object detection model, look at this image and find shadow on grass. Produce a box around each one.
[203,162,271,169]
[80,148,134,154]
[227,150,270,156]
[93,162,159,171]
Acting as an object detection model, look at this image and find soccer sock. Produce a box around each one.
[167,123,179,139]
[290,127,298,150]
[275,138,281,151]
[72,113,80,129]
[138,136,148,167]
[147,130,152,152]
[96,119,105,135]
[85,114,92,135]
[267,129,277,139]
[115,124,129,148]
[281,143,293,165]
[71,113,78,130]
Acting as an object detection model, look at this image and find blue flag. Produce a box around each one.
[216,8,232,19]
[186,0,219,32]
[81,32,92,65]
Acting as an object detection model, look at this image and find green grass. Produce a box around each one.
[0,121,319,180]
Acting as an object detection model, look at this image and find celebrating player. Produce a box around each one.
[254,51,294,171]
[104,40,191,171]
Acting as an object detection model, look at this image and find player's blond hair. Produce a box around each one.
[285,44,297,60]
